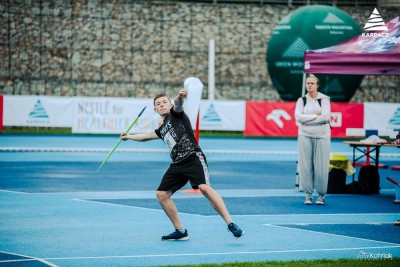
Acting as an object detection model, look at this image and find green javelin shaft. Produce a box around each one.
[97,106,147,171]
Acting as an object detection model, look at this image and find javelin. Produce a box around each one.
[97,106,147,171]
[387,177,400,186]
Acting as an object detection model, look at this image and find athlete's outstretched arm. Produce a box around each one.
[174,88,187,112]
[120,131,158,142]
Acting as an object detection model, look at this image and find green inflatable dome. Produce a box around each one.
[267,5,363,102]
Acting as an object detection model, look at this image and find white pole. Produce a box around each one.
[301,72,306,97]
[208,38,215,101]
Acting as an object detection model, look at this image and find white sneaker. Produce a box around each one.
[304,195,312,205]
[316,195,325,205]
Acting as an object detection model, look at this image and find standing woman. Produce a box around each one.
[295,74,331,205]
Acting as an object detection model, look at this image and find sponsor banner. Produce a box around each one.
[245,101,364,138]
[364,102,400,131]
[3,95,73,127]
[2,95,245,133]
[72,97,157,134]
[73,99,245,133]
[199,101,245,131]
[331,103,364,137]
[73,98,245,134]
[5,96,394,136]
[245,101,298,137]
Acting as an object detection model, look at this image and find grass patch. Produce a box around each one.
[1,127,245,137]
[198,130,244,137]
[1,127,72,135]
[166,258,399,267]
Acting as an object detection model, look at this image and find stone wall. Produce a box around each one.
[0,1,398,102]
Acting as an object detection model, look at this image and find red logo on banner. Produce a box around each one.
[245,101,364,138]
[245,101,297,137]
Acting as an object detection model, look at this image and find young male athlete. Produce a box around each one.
[120,88,244,240]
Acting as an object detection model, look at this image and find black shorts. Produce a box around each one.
[157,152,210,193]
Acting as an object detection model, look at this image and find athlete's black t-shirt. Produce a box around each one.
[155,108,202,163]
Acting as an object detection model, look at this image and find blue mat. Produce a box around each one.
[0,252,51,267]
[0,161,297,193]
[90,195,400,216]
[279,224,400,244]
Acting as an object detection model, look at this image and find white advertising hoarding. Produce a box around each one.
[199,100,245,131]
[3,95,246,133]
[364,102,400,131]
[72,97,158,134]
[73,98,246,133]
[4,96,73,127]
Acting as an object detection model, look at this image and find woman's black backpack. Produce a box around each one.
[346,165,380,194]
[358,165,380,194]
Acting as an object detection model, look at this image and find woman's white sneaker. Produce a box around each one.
[316,195,325,205]
[304,195,312,205]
